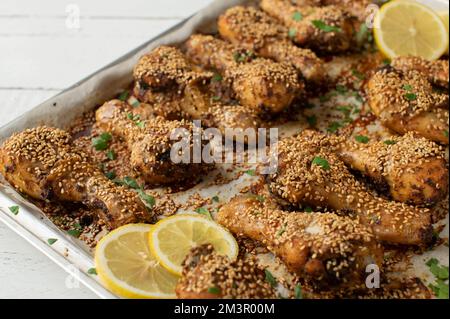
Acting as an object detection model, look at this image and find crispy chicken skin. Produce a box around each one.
[290,0,372,22]
[217,195,383,289]
[267,131,434,246]
[0,127,151,229]
[184,34,303,115]
[133,46,213,120]
[308,131,449,206]
[96,100,205,185]
[133,46,262,135]
[366,66,449,144]
[391,56,449,89]
[218,6,326,84]
[176,245,277,299]
[260,0,358,53]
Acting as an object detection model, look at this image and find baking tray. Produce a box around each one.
[0,0,448,299]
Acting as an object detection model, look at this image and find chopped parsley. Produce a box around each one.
[127,113,144,128]
[355,135,370,144]
[288,28,297,38]
[47,238,58,245]
[403,84,413,91]
[207,286,221,294]
[212,73,223,82]
[117,176,140,189]
[383,140,396,145]
[105,170,116,180]
[138,190,155,209]
[195,207,212,219]
[352,69,365,80]
[245,169,256,176]
[233,51,254,63]
[444,130,449,138]
[294,284,303,299]
[8,205,19,215]
[336,105,352,116]
[382,58,391,65]
[265,269,277,287]
[92,132,112,151]
[106,150,116,160]
[118,90,129,101]
[312,156,330,170]
[311,20,341,33]
[67,229,81,238]
[306,115,317,127]
[426,258,449,299]
[355,23,369,45]
[404,92,417,101]
[327,121,342,133]
[87,268,97,275]
[292,11,303,21]
[335,84,347,95]
[248,193,265,203]
[211,195,220,203]
[304,206,313,213]
[277,223,287,237]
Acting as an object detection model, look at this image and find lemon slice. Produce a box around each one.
[374,0,448,60]
[437,10,449,54]
[149,214,239,276]
[95,224,179,299]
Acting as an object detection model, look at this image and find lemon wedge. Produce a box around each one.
[95,224,179,299]
[373,0,448,60]
[149,214,239,276]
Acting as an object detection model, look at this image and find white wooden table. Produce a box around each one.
[0,0,213,299]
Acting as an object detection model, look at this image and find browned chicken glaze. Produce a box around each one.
[96,99,206,185]
[218,6,326,84]
[260,0,358,53]
[290,0,372,22]
[132,45,261,135]
[391,56,449,89]
[267,131,434,246]
[0,126,151,229]
[184,34,304,115]
[133,45,213,120]
[366,65,449,144]
[217,195,383,290]
[176,244,277,299]
[305,131,449,206]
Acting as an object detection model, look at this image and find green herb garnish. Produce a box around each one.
[8,205,19,215]
[444,130,449,138]
[426,258,449,299]
[288,28,297,38]
[355,135,370,144]
[47,238,58,245]
[67,229,81,238]
[245,169,256,176]
[403,84,413,91]
[312,156,330,170]
[92,132,112,151]
[138,190,155,209]
[304,206,313,213]
[294,284,303,299]
[211,195,220,203]
[212,96,221,102]
[352,69,365,80]
[106,150,116,160]
[212,73,223,82]
[327,121,342,133]
[404,92,417,101]
[311,20,341,32]
[118,90,129,101]
[87,268,97,275]
[306,115,317,127]
[195,207,212,219]
[265,269,277,287]
[292,11,303,21]
[105,171,116,180]
[383,140,396,145]
[207,286,221,295]
[335,84,347,95]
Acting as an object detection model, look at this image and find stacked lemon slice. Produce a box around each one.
[95,215,238,298]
